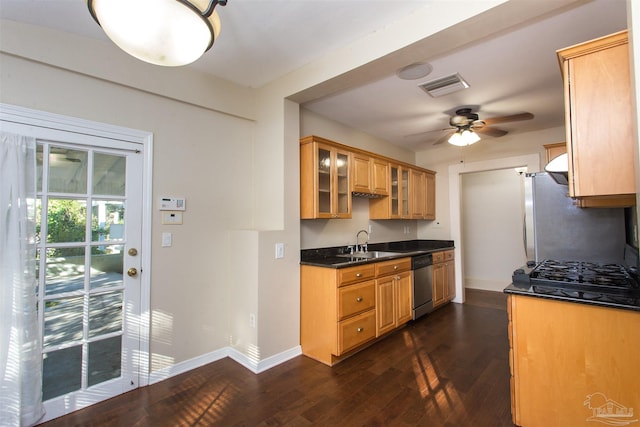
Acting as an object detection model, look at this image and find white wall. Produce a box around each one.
[0,50,255,369]
[461,169,526,291]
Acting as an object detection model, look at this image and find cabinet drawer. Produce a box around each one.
[375,258,410,276]
[338,280,376,320]
[432,252,444,263]
[337,310,376,355]
[444,250,454,261]
[338,264,376,286]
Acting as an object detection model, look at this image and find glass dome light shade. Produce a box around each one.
[87,0,221,67]
[448,129,480,147]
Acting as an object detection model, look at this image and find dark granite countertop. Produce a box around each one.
[301,239,454,268]
[504,283,640,312]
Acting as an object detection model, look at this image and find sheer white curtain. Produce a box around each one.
[0,132,44,426]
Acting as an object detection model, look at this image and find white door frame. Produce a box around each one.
[0,103,153,420]
[448,154,540,303]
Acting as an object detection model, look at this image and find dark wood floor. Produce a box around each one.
[41,293,514,427]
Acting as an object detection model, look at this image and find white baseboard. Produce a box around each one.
[148,345,302,385]
[228,345,302,374]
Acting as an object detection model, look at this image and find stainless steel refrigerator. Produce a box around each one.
[523,172,626,264]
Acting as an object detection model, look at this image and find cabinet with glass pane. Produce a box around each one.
[300,136,352,219]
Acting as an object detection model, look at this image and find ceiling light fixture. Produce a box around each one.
[86,0,227,67]
[448,129,480,146]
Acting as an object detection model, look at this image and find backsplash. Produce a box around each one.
[300,197,418,249]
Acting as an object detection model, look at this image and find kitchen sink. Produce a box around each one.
[336,251,400,259]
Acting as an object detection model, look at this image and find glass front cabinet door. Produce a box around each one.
[300,137,352,219]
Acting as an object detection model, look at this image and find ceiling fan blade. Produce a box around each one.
[482,112,534,125]
[475,126,508,137]
[433,131,454,145]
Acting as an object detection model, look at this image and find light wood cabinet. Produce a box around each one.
[543,142,566,163]
[301,257,411,366]
[375,258,412,336]
[410,169,426,219]
[508,295,640,426]
[352,153,389,196]
[432,250,455,308]
[425,172,436,220]
[370,164,436,220]
[557,30,636,207]
[300,136,351,219]
[300,135,436,220]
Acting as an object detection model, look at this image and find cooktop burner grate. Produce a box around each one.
[530,259,638,291]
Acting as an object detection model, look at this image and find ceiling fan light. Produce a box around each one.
[87,0,223,67]
[448,129,480,147]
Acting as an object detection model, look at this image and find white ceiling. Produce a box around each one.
[0,0,629,152]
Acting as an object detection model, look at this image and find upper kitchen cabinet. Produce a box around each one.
[300,136,351,219]
[300,135,436,220]
[370,165,435,220]
[425,171,436,220]
[557,30,636,207]
[351,153,389,196]
[410,169,426,219]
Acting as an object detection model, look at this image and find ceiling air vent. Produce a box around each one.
[419,73,469,97]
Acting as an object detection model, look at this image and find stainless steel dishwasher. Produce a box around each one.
[412,253,434,320]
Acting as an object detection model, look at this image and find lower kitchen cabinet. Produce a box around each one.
[300,258,411,366]
[433,250,455,308]
[375,260,412,336]
[508,295,640,426]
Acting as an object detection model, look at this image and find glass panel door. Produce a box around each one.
[317,147,331,215]
[336,151,350,216]
[401,168,409,218]
[390,165,399,217]
[35,140,142,403]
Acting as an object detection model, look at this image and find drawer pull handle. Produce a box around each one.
[394,265,398,270]
[356,273,362,277]
[356,297,363,302]
[357,327,364,333]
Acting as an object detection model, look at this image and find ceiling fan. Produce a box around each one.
[429,107,534,146]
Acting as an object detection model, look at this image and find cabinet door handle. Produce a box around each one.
[393,265,398,270]
[357,327,364,333]
[356,273,362,277]
[356,296,363,302]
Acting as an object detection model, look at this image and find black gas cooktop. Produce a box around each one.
[509,259,640,311]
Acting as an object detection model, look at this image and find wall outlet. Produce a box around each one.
[249,313,256,328]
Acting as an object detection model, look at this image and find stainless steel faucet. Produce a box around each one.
[356,229,369,253]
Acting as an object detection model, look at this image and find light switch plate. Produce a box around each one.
[161,232,172,247]
[275,243,284,259]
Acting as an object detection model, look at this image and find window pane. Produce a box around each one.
[43,346,82,400]
[45,247,85,295]
[91,245,123,291]
[46,198,87,243]
[88,337,122,387]
[93,153,125,196]
[48,147,88,193]
[89,291,123,338]
[44,296,84,347]
[91,201,125,242]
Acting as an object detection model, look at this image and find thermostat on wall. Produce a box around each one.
[159,197,186,211]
